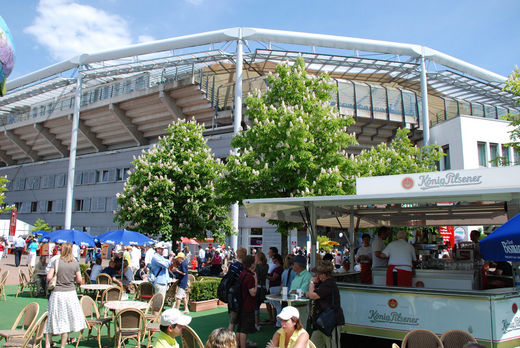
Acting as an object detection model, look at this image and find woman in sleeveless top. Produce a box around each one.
[45,243,86,348]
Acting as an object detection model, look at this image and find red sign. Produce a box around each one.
[401,177,414,190]
[439,226,454,248]
[388,298,398,309]
[9,209,17,236]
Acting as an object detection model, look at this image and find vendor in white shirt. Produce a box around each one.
[355,233,372,284]
[379,230,416,287]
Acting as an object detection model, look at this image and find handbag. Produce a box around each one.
[47,258,59,291]
[315,287,338,336]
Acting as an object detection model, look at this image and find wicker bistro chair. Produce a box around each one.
[76,295,112,348]
[27,266,34,280]
[114,308,146,348]
[16,270,37,298]
[165,282,177,308]
[96,273,113,285]
[402,329,444,348]
[440,330,477,348]
[3,312,48,348]
[144,293,165,348]
[0,302,40,343]
[0,270,9,301]
[180,326,204,348]
[137,282,155,301]
[100,285,123,317]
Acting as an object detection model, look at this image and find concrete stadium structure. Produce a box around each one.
[0,28,518,250]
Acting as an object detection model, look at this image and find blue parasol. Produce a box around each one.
[46,229,95,247]
[480,214,520,261]
[97,229,154,246]
[32,230,49,237]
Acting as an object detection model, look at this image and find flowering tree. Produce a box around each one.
[0,176,12,213]
[503,68,520,154]
[218,57,357,254]
[115,120,233,242]
[352,128,443,178]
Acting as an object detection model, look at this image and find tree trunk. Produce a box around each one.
[281,233,288,258]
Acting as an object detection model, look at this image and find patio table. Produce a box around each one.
[80,284,113,291]
[265,293,310,306]
[104,300,149,311]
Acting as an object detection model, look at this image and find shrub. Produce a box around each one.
[196,276,221,282]
[189,280,219,301]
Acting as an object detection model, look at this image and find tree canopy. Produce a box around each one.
[115,120,233,243]
[31,218,53,233]
[352,128,443,179]
[219,56,357,205]
[503,67,520,154]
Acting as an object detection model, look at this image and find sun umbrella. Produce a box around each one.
[47,229,95,247]
[181,237,199,245]
[480,213,520,261]
[97,229,155,246]
[32,230,49,237]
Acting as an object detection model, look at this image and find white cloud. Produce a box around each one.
[24,0,133,61]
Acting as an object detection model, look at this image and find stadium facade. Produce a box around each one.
[0,28,518,251]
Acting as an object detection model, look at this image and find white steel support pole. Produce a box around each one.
[230,33,243,251]
[64,66,83,229]
[420,55,430,146]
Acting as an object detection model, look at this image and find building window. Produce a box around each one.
[74,199,89,212]
[98,170,110,183]
[14,202,22,211]
[442,145,451,170]
[30,201,38,212]
[515,150,520,165]
[502,145,511,165]
[477,142,487,167]
[47,201,53,212]
[116,167,130,181]
[489,143,498,167]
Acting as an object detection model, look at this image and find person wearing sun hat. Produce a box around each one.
[173,252,190,313]
[153,308,192,348]
[266,306,309,348]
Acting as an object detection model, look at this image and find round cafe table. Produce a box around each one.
[104,300,149,312]
[80,284,113,291]
[265,293,311,306]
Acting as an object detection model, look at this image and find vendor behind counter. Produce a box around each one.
[380,230,416,287]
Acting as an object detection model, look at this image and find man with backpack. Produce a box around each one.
[224,247,247,330]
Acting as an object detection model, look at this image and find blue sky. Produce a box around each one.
[2,0,519,81]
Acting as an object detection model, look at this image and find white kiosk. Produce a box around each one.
[244,166,520,347]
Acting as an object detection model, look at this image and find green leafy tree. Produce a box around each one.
[0,176,12,213]
[31,218,53,233]
[115,120,234,243]
[218,57,357,255]
[503,67,520,154]
[352,128,444,178]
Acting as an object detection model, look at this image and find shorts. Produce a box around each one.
[176,286,187,299]
[229,310,239,325]
[237,311,256,334]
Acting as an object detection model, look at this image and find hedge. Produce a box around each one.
[189,279,220,301]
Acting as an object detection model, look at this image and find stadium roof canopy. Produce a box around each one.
[5,27,517,109]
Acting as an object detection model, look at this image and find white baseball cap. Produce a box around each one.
[160,308,192,326]
[277,306,300,320]
[155,242,167,249]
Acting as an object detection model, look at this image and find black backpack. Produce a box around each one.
[217,270,243,312]
[217,271,235,303]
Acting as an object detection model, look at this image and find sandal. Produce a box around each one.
[66,337,77,345]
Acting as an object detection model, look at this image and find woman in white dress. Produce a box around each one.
[45,243,86,348]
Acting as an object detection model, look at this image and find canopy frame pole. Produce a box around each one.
[349,207,355,271]
[309,204,317,268]
[65,65,83,229]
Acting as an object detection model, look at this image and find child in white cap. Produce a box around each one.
[266,306,309,348]
[153,308,192,348]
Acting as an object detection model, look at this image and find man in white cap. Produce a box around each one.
[153,308,192,348]
[149,242,174,296]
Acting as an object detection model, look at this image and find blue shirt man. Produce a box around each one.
[149,242,173,297]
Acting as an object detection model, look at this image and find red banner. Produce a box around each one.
[439,226,454,248]
[9,209,17,236]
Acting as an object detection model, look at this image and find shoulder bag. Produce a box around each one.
[47,258,59,291]
[315,284,338,336]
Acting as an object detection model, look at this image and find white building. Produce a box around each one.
[0,28,518,252]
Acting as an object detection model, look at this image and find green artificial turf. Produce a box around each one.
[0,285,275,347]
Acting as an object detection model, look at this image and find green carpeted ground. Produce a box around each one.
[0,285,275,347]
